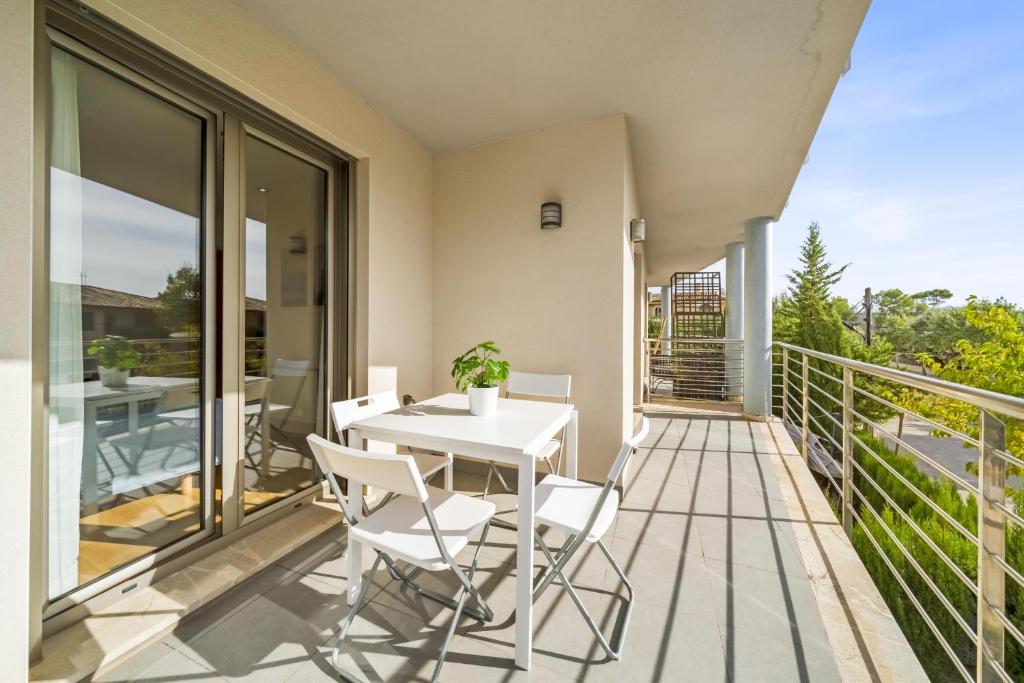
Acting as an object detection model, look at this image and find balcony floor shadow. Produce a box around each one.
[99,415,893,683]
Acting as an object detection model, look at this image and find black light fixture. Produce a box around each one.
[541,201,562,230]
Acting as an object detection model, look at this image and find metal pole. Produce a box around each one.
[841,367,853,537]
[801,354,809,464]
[977,410,1006,681]
[781,347,790,422]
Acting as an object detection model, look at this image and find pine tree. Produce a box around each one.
[775,222,848,355]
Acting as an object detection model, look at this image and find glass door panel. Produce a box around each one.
[47,47,210,599]
[241,132,327,514]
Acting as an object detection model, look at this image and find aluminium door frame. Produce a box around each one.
[41,28,218,620]
[231,122,338,528]
[38,0,354,634]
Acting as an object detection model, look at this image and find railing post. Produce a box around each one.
[977,410,1006,681]
[781,347,789,422]
[801,353,809,464]
[841,367,853,537]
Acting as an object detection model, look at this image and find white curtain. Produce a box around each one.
[48,49,84,598]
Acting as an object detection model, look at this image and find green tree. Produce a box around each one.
[911,288,953,308]
[913,298,1024,459]
[775,222,849,356]
[156,263,201,336]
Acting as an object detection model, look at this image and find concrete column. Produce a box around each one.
[725,242,744,338]
[725,242,744,400]
[659,284,672,346]
[743,217,773,417]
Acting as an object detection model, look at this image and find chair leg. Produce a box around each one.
[481,463,519,531]
[534,534,634,660]
[330,552,384,673]
[430,521,493,683]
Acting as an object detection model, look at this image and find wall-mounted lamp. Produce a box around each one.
[541,201,562,230]
[630,218,646,242]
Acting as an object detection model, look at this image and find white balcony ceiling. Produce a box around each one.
[238,0,868,283]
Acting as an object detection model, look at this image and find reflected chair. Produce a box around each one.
[531,417,649,660]
[306,434,494,683]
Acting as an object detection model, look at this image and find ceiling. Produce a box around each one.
[237,0,868,283]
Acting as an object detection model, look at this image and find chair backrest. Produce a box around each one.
[330,391,400,439]
[505,371,572,400]
[271,358,311,378]
[245,378,269,404]
[307,433,427,502]
[608,417,650,484]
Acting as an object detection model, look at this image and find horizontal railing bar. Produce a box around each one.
[853,410,978,494]
[987,597,1024,651]
[991,446,1024,471]
[806,383,843,408]
[806,413,843,453]
[643,338,743,344]
[991,499,1024,530]
[776,341,1024,421]
[990,551,1024,594]
[808,364,842,382]
[807,397,843,429]
[851,385,979,447]
[850,457,977,595]
[851,432,978,544]
[846,504,973,683]
[850,481,978,643]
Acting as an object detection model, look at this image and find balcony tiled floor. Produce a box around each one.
[100,415,853,682]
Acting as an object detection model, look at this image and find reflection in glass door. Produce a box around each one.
[241,132,328,514]
[46,46,212,601]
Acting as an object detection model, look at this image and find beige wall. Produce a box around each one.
[0,0,435,671]
[83,0,436,406]
[433,115,636,481]
[0,1,36,678]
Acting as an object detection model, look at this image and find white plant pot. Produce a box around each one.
[98,366,130,388]
[467,385,499,416]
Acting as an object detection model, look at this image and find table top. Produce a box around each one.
[53,375,270,401]
[349,392,574,459]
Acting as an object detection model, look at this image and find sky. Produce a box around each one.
[713,2,1024,307]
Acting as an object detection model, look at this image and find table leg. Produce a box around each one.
[515,455,536,670]
[82,403,98,516]
[565,410,578,480]
[444,453,454,491]
[260,392,271,481]
[347,428,365,606]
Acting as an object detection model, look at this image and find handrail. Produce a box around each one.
[774,340,1023,682]
[775,341,1024,421]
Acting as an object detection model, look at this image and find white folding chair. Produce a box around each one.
[330,391,452,484]
[531,417,650,660]
[482,371,572,501]
[306,434,495,682]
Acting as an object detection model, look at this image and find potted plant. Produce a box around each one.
[87,335,141,388]
[451,341,510,416]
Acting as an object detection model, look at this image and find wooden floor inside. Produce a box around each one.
[77,460,316,586]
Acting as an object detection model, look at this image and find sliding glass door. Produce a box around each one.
[43,22,345,617]
[240,130,329,516]
[46,44,214,602]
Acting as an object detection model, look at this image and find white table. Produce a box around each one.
[61,375,271,512]
[347,392,578,670]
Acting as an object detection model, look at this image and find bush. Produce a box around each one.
[849,433,1024,681]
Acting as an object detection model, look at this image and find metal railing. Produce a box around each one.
[772,341,1024,682]
[81,336,267,379]
[644,337,743,402]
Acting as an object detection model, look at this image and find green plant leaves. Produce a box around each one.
[451,341,510,391]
